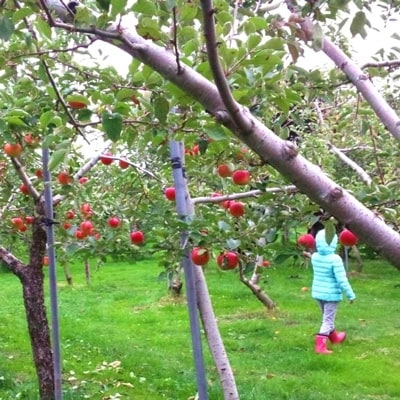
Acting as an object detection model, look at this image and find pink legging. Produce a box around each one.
[317,300,339,335]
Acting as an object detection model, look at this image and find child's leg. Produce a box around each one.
[318,301,338,335]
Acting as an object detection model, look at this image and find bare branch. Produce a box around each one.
[200,0,254,134]
[192,185,297,204]
[327,143,372,186]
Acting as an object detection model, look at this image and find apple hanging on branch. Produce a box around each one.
[339,229,358,247]
[108,216,121,228]
[190,247,210,266]
[130,230,145,245]
[217,251,239,270]
[297,233,315,249]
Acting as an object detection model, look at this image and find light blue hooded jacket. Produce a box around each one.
[311,229,356,302]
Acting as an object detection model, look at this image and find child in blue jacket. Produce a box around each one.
[311,229,356,354]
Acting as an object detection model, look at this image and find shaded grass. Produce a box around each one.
[0,257,400,399]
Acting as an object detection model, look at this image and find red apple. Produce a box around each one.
[80,221,93,235]
[57,171,72,185]
[108,216,120,228]
[11,217,24,228]
[20,183,29,195]
[23,134,35,145]
[217,163,234,178]
[221,200,232,209]
[262,260,271,267]
[339,229,358,247]
[232,169,250,185]
[80,203,93,218]
[35,169,43,179]
[19,225,27,232]
[119,159,130,169]
[297,233,315,249]
[79,176,89,184]
[164,186,176,201]
[228,201,245,217]
[68,100,86,109]
[191,144,200,155]
[25,216,34,225]
[65,210,75,219]
[63,222,72,230]
[3,143,22,157]
[100,152,113,165]
[75,230,86,240]
[130,230,145,245]
[190,247,210,266]
[42,256,49,266]
[217,251,239,270]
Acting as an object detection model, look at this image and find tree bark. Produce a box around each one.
[194,265,240,400]
[0,216,54,399]
[19,267,55,400]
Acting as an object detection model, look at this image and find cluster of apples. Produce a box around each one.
[190,247,240,270]
[190,247,271,270]
[11,215,35,233]
[62,205,145,245]
[297,229,358,249]
[99,152,130,169]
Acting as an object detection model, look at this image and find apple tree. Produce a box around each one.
[1,0,400,398]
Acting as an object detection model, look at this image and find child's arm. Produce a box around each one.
[332,255,356,301]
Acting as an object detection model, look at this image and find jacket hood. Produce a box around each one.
[315,229,338,255]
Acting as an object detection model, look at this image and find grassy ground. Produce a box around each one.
[0,256,400,399]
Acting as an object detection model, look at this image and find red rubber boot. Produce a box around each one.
[315,335,333,354]
[329,330,346,344]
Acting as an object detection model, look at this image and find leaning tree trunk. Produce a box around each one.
[194,265,240,400]
[90,24,400,268]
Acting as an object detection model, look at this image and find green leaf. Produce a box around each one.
[180,3,198,21]
[311,23,324,51]
[48,148,68,171]
[111,0,127,17]
[102,111,123,142]
[39,110,55,128]
[40,111,56,129]
[116,88,136,101]
[324,221,336,245]
[12,8,34,23]
[97,0,110,11]
[204,124,230,141]
[350,11,370,38]
[0,17,14,41]
[35,18,52,40]
[131,0,157,15]
[247,34,261,50]
[153,97,169,124]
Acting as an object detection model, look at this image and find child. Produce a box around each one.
[311,229,356,354]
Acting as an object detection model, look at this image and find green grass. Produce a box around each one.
[1,257,400,399]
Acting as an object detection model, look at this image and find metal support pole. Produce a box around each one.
[169,140,208,400]
[42,148,63,400]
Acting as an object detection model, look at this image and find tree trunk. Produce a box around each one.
[194,266,240,400]
[19,267,55,400]
[0,215,54,400]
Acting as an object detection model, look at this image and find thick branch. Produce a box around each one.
[38,11,400,268]
[200,0,253,134]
